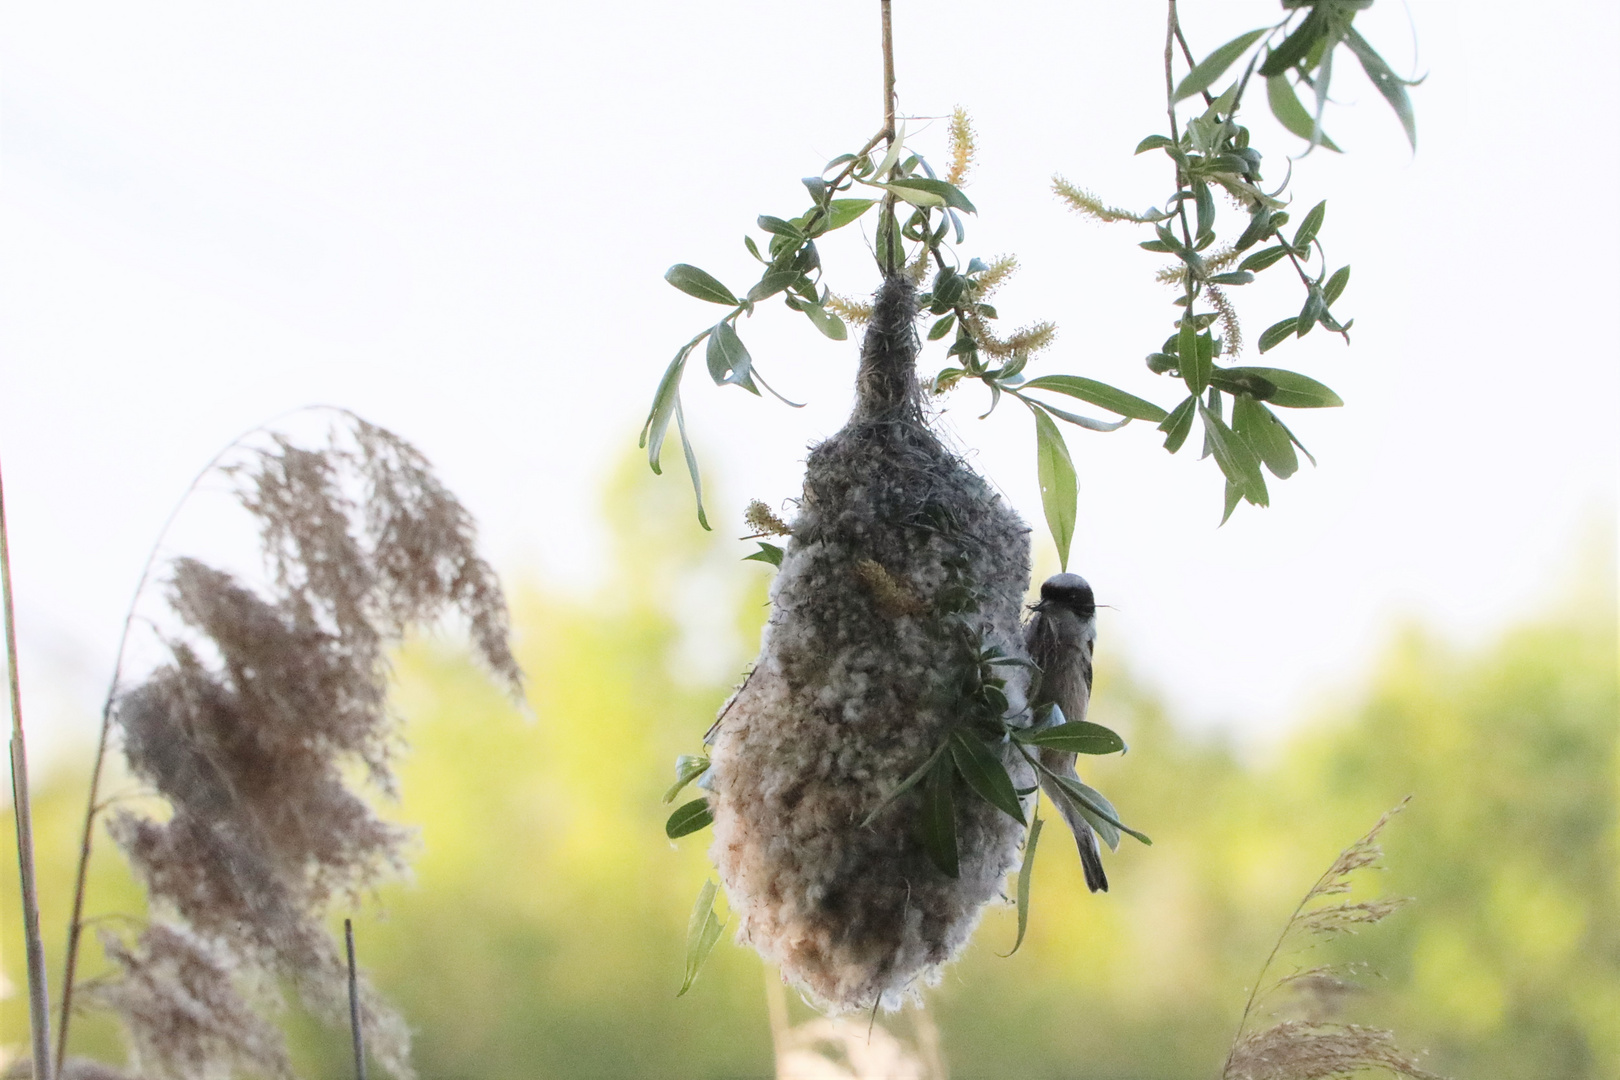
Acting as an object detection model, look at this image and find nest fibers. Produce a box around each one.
[707,275,1034,1012]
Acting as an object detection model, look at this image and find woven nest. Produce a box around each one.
[707,275,1034,1012]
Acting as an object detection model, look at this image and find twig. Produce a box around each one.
[2,457,54,1080]
[880,0,896,143]
[345,919,368,1080]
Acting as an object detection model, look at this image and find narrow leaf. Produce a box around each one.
[1014,721,1126,755]
[1033,399,1131,433]
[1001,817,1043,957]
[1257,318,1299,354]
[705,322,752,387]
[862,741,949,827]
[749,270,799,303]
[1022,375,1169,422]
[950,732,1026,825]
[1174,28,1268,103]
[1031,404,1078,572]
[1200,400,1269,506]
[922,752,959,878]
[674,397,710,530]
[664,755,711,804]
[1222,367,1342,407]
[677,880,724,996]
[1323,265,1351,305]
[1134,134,1175,154]
[1159,394,1197,454]
[803,302,848,341]
[1293,201,1327,250]
[1344,28,1417,149]
[666,798,714,839]
[743,542,784,567]
[1233,394,1299,479]
[1239,245,1290,273]
[1258,6,1328,77]
[640,348,689,472]
[823,198,878,231]
[880,177,977,213]
[1179,315,1209,395]
[1266,75,1343,151]
[666,264,739,306]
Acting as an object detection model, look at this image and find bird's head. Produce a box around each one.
[1035,573,1096,618]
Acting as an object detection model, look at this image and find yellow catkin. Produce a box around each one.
[825,293,873,326]
[853,559,925,618]
[946,107,977,187]
[744,500,792,537]
[1052,177,1159,224]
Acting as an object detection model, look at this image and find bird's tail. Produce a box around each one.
[1039,771,1110,893]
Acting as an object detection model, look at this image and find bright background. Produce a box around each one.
[3,2,1617,1078]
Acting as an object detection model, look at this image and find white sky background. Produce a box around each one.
[1,1,1616,768]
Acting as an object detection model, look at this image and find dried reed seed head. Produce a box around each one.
[709,275,1034,1012]
[92,923,294,1080]
[745,500,793,537]
[106,414,512,1080]
[1225,1021,1444,1080]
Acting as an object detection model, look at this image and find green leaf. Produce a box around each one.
[1159,394,1197,454]
[823,198,878,232]
[677,880,725,997]
[803,302,848,341]
[1014,721,1126,756]
[950,731,1026,825]
[1257,318,1299,354]
[1222,367,1342,407]
[1208,271,1255,286]
[1031,404,1077,573]
[1020,375,1167,422]
[1232,395,1299,479]
[1221,478,1243,526]
[1001,816,1043,958]
[1239,245,1290,273]
[1179,315,1209,395]
[1134,134,1175,154]
[1296,288,1326,337]
[1323,265,1351,305]
[1266,74,1343,151]
[1259,6,1328,77]
[743,542,784,567]
[879,177,977,213]
[664,755,711,804]
[1043,770,1151,848]
[928,314,956,341]
[748,269,799,303]
[1293,201,1327,250]
[665,264,739,306]
[862,742,950,827]
[639,347,690,472]
[871,125,906,181]
[756,214,805,240]
[922,752,959,878]
[1344,28,1417,149]
[705,321,752,387]
[1032,399,1130,433]
[1200,400,1269,506]
[1174,28,1268,102]
[673,397,710,530]
[666,798,714,839]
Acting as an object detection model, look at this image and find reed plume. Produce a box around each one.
[57,411,521,1080]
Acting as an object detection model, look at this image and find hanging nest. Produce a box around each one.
[707,275,1034,1012]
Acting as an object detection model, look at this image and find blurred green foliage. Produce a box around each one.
[6,465,1615,1079]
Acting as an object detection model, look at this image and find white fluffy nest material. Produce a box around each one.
[707,275,1034,1013]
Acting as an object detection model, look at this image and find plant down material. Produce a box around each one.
[706,275,1035,1013]
[99,417,521,1080]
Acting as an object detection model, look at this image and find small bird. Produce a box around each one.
[1024,572,1108,893]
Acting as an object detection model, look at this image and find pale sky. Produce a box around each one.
[2,1,1616,768]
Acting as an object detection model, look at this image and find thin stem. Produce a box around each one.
[880,0,896,144]
[54,404,362,1071]
[1164,1,1180,142]
[2,457,54,1080]
[345,919,368,1080]
[1172,21,1216,107]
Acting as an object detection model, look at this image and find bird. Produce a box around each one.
[1023,572,1108,893]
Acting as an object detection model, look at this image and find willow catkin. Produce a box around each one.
[707,275,1034,1013]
